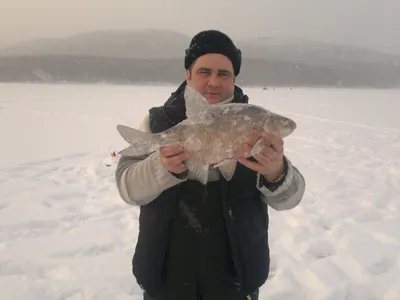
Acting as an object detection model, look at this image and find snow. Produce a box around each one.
[1,82,400,300]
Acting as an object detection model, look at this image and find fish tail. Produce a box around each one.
[116,124,161,156]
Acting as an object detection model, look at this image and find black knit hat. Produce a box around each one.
[184,30,242,76]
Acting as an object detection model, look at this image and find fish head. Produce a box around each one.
[263,112,297,138]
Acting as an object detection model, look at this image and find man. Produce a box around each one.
[115,30,306,300]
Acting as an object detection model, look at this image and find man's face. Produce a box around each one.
[186,53,235,104]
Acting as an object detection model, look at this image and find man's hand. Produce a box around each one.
[238,132,285,181]
[160,146,190,174]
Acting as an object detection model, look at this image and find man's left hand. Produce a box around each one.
[238,132,285,181]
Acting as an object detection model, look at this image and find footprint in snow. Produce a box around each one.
[0,201,10,210]
[306,240,336,260]
[367,257,394,276]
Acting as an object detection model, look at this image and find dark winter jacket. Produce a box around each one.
[132,82,270,299]
[115,81,306,299]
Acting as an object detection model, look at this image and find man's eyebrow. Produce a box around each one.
[218,69,232,74]
[196,67,232,74]
[196,67,211,72]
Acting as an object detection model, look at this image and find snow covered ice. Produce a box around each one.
[0,83,400,300]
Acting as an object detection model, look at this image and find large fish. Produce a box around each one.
[116,85,297,184]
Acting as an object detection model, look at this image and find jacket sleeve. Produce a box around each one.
[115,113,186,206]
[256,157,306,211]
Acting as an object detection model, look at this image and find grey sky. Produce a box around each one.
[1,0,399,54]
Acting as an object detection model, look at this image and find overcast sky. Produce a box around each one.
[1,0,398,54]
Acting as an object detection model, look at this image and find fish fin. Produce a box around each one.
[118,145,146,157]
[116,124,160,156]
[214,159,237,181]
[185,158,209,185]
[250,138,265,156]
[184,85,211,121]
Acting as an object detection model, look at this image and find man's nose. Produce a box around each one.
[207,73,221,87]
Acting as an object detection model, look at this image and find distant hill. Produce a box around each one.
[1,55,399,88]
[0,29,189,59]
[0,30,399,88]
[237,37,400,67]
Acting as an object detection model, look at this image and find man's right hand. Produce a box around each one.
[160,146,190,174]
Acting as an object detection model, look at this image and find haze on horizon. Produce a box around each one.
[1,0,399,55]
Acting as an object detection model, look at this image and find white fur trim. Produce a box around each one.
[137,112,151,132]
[257,159,305,211]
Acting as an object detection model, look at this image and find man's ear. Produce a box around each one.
[186,69,191,82]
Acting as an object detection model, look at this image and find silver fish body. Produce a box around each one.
[116,86,297,184]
